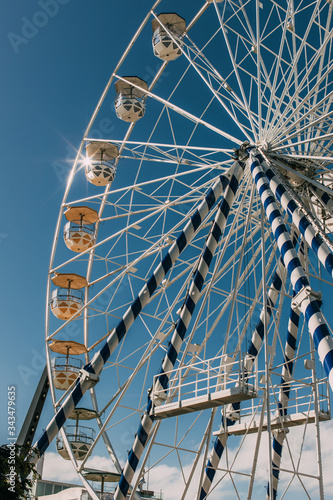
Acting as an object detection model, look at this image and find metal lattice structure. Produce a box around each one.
[30,1,333,498]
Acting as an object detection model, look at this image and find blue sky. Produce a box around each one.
[2,1,333,498]
[0,0,226,447]
[0,0,155,441]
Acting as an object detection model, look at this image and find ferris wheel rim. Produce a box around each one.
[42,2,333,499]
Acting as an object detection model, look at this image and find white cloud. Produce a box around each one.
[40,420,333,499]
[42,452,118,484]
[42,452,81,484]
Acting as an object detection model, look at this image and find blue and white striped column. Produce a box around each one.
[200,432,228,500]
[261,160,333,279]
[278,302,300,417]
[267,429,285,500]
[199,431,226,499]
[199,258,287,499]
[249,148,333,391]
[250,149,333,499]
[245,257,287,372]
[114,162,246,500]
[266,299,300,500]
[30,169,236,464]
[200,146,333,498]
[311,184,333,218]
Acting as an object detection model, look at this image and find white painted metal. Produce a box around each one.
[43,1,333,499]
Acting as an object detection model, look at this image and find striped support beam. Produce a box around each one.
[245,257,287,373]
[249,148,333,498]
[266,299,300,500]
[261,160,333,279]
[278,301,300,417]
[200,433,228,500]
[311,184,333,218]
[114,162,246,500]
[199,258,287,499]
[267,429,285,500]
[154,161,245,399]
[117,408,154,500]
[199,431,226,500]
[277,241,304,419]
[30,169,236,464]
[249,148,333,391]
[200,145,333,498]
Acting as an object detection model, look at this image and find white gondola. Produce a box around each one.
[152,13,186,61]
[114,77,148,122]
[85,141,119,186]
[56,408,97,461]
[50,273,87,320]
[49,340,87,391]
[41,2,333,498]
[63,206,98,253]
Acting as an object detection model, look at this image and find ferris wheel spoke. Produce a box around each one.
[152,11,244,106]
[153,19,258,141]
[213,2,259,142]
[198,251,289,499]
[304,9,333,152]
[269,103,333,149]
[271,131,333,152]
[270,75,333,150]
[39,2,333,498]
[114,75,243,145]
[268,25,333,142]
[50,176,221,281]
[113,161,246,499]
[265,1,322,137]
[261,0,296,138]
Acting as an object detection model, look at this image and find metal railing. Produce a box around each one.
[152,352,258,408]
[81,489,163,499]
[56,425,96,449]
[64,221,96,236]
[115,93,146,105]
[52,356,83,373]
[228,375,331,425]
[50,287,84,305]
[152,27,183,46]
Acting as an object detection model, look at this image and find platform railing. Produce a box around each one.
[152,352,258,408]
[273,376,331,417]
[228,375,331,427]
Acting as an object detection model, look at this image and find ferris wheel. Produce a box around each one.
[30,1,333,498]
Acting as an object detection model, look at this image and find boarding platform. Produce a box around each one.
[214,377,331,436]
[152,353,258,419]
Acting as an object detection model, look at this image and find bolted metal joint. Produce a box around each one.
[232,141,252,161]
[291,286,322,311]
[79,368,100,388]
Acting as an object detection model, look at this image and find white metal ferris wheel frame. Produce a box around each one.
[36,1,333,499]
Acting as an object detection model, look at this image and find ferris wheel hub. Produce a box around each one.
[257,140,269,152]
